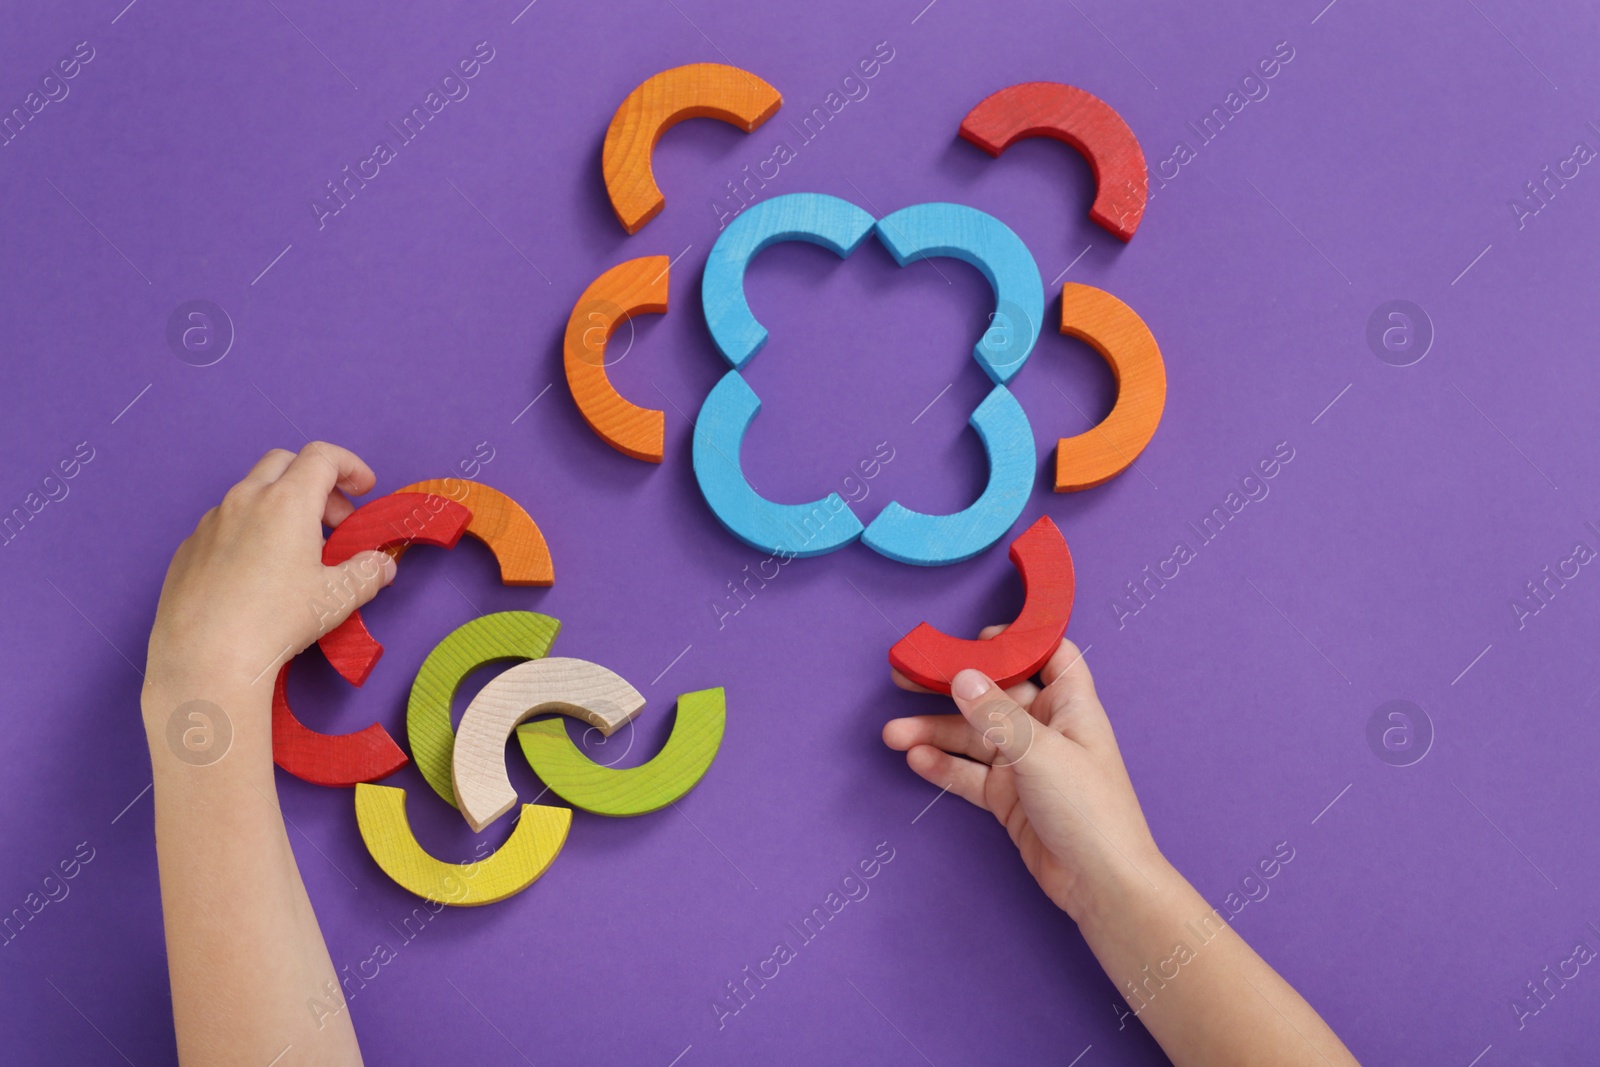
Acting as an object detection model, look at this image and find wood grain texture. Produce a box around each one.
[861,385,1036,566]
[354,784,570,906]
[270,661,409,787]
[603,62,782,234]
[873,202,1043,385]
[889,517,1075,692]
[692,370,864,557]
[1053,283,1166,492]
[562,256,670,462]
[406,611,562,809]
[394,480,555,584]
[958,81,1149,241]
[318,492,472,687]
[452,658,646,833]
[516,687,725,816]
[701,192,876,367]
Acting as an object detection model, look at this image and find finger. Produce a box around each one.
[950,669,1047,769]
[312,550,397,633]
[322,487,357,528]
[276,442,376,507]
[1035,640,1115,745]
[244,448,297,486]
[903,745,989,812]
[883,714,998,764]
[890,667,939,694]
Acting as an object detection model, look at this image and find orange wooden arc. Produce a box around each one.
[602,63,782,234]
[563,257,670,462]
[959,81,1148,242]
[889,516,1075,693]
[1054,283,1166,493]
[394,480,554,585]
[270,661,409,787]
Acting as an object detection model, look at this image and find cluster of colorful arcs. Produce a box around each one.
[274,485,725,906]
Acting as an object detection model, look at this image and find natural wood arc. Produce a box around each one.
[452,657,646,832]
[355,784,570,906]
[563,257,670,462]
[317,492,471,686]
[888,516,1075,693]
[270,661,408,787]
[959,81,1148,241]
[394,479,554,585]
[603,62,782,234]
[517,687,725,816]
[1054,283,1165,492]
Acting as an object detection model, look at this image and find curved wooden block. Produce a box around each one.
[562,257,670,462]
[354,784,570,907]
[394,480,554,584]
[1053,283,1166,492]
[407,611,562,809]
[517,687,725,817]
[874,202,1043,385]
[692,370,864,557]
[862,385,1036,566]
[889,517,1075,692]
[702,192,876,367]
[959,81,1148,241]
[318,492,471,687]
[270,661,408,787]
[603,62,782,234]
[453,658,646,832]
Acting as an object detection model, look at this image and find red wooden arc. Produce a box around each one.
[271,660,409,787]
[958,82,1148,242]
[317,492,471,687]
[888,516,1075,693]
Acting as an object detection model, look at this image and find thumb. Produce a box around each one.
[951,669,1042,769]
[314,549,397,632]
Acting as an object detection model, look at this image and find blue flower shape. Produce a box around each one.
[692,193,1042,566]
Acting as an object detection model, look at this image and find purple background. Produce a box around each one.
[1,0,1596,1062]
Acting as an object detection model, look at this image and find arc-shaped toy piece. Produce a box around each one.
[394,480,554,584]
[958,82,1148,242]
[562,257,670,462]
[862,385,1036,566]
[407,611,562,809]
[874,202,1043,385]
[318,492,471,687]
[1053,283,1166,492]
[692,371,865,558]
[889,516,1075,692]
[603,63,782,234]
[453,657,647,832]
[703,193,876,368]
[270,661,408,787]
[354,784,570,906]
[517,687,725,817]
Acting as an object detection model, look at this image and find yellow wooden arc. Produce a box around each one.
[516,687,725,817]
[354,783,570,906]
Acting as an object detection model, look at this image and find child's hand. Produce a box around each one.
[144,442,396,695]
[883,634,1170,922]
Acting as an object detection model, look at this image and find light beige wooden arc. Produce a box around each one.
[452,657,646,832]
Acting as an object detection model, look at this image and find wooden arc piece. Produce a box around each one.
[270,661,409,787]
[603,62,782,234]
[959,81,1148,242]
[407,611,562,809]
[393,480,554,585]
[354,784,570,906]
[318,492,471,687]
[1054,283,1166,492]
[452,657,647,832]
[562,257,670,462]
[516,687,725,816]
[889,516,1076,693]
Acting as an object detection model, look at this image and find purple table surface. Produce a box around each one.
[2,0,1597,1062]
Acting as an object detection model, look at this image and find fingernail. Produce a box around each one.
[380,555,397,585]
[952,669,989,702]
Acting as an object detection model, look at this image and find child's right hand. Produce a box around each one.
[883,636,1175,922]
